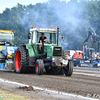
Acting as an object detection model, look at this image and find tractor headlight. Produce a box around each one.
[52,58,55,62]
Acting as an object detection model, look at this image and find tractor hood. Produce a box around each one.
[44,44,62,57]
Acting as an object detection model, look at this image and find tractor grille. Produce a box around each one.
[53,47,62,56]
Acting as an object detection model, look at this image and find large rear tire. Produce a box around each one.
[65,61,73,76]
[14,46,27,73]
[35,59,44,75]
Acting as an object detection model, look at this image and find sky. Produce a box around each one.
[0,0,70,13]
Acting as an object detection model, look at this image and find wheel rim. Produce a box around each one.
[36,63,39,71]
[15,50,21,71]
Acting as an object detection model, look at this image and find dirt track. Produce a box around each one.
[0,67,100,99]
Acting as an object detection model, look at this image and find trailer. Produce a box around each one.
[0,30,17,71]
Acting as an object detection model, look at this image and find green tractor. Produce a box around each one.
[14,26,73,76]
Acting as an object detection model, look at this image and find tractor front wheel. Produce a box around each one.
[65,61,73,76]
[35,59,44,75]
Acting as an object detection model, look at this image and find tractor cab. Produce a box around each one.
[28,26,58,44]
[0,30,14,45]
[0,30,17,71]
[0,30,15,64]
[28,26,62,57]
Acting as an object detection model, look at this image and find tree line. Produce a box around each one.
[0,0,100,51]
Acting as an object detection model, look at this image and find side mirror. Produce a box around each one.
[62,35,64,41]
[28,33,31,39]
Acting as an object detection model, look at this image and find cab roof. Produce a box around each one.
[30,28,57,33]
[0,30,14,33]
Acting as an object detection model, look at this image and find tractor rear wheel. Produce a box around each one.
[65,61,73,76]
[35,59,44,75]
[14,46,27,73]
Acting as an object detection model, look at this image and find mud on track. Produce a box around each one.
[0,67,100,99]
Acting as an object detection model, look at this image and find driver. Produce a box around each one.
[39,33,47,43]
